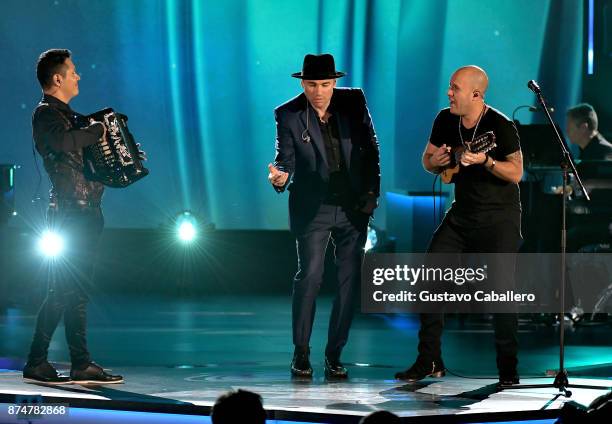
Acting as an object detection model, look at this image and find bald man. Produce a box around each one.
[394,66,523,386]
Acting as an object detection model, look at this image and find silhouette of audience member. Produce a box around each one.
[211,389,266,424]
[360,410,401,423]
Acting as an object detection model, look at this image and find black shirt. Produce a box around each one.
[319,115,344,173]
[318,111,352,204]
[580,133,612,161]
[429,107,521,221]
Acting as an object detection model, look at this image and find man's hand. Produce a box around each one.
[89,118,106,141]
[430,144,451,168]
[136,143,147,161]
[267,163,288,187]
[460,151,487,167]
[358,192,378,215]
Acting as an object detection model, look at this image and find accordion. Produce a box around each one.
[83,108,149,188]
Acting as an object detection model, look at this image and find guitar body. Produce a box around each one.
[440,131,497,184]
[440,147,464,184]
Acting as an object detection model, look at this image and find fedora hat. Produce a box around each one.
[291,54,346,80]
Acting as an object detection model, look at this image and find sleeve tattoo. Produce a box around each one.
[506,150,522,164]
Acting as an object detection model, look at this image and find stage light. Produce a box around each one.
[365,225,378,252]
[178,221,196,241]
[38,231,64,257]
[176,211,197,242]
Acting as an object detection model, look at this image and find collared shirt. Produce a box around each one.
[318,111,352,204]
[318,113,345,173]
[32,94,105,204]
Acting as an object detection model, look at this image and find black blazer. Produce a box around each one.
[273,88,380,232]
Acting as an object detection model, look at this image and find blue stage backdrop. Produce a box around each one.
[1,0,583,229]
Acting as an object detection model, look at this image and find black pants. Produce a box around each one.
[27,207,103,368]
[418,210,522,375]
[292,204,368,358]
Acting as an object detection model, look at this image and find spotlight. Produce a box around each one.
[364,225,378,252]
[178,221,196,241]
[176,211,198,242]
[38,230,64,257]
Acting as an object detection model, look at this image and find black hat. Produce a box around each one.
[291,54,346,80]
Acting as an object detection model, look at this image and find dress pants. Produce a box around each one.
[418,209,522,374]
[292,204,368,359]
[27,206,103,368]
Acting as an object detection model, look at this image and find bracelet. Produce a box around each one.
[489,158,496,170]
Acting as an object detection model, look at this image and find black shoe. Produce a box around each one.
[395,359,445,382]
[70,362,123,384]
[498,373,520,387]
[291,347,313,377]
[23,361,72,385]
[324,356,348,379]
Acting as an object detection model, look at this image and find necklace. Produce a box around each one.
[459,103,487,147]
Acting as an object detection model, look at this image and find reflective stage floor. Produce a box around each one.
[1,296,611,423]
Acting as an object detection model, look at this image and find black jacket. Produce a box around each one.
[273,88,380,232]
[32,95,105,205]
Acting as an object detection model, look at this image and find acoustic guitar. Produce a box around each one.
[440,131,497,184]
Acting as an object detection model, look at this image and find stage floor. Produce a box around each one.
[0,368,610,423]
[1,296,611,423]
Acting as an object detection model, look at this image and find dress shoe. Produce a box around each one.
[23,361,71,385]
[291,347,313,377]
[324,356,348,379]
[498,373,520,387]
[70,362,123,384]
[395,359,445,382]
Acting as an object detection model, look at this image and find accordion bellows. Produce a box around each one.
[83,108,149,188]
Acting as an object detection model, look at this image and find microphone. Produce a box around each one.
[528,105,555,113]
[527,80,541,94]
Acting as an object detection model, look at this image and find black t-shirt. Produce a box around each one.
[429,107,521,221]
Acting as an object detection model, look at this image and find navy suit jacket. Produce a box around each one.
[273,88,380,233]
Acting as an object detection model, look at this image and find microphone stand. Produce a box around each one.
[499,81,595,398]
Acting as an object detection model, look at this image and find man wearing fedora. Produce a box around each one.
[268,54,380,378]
